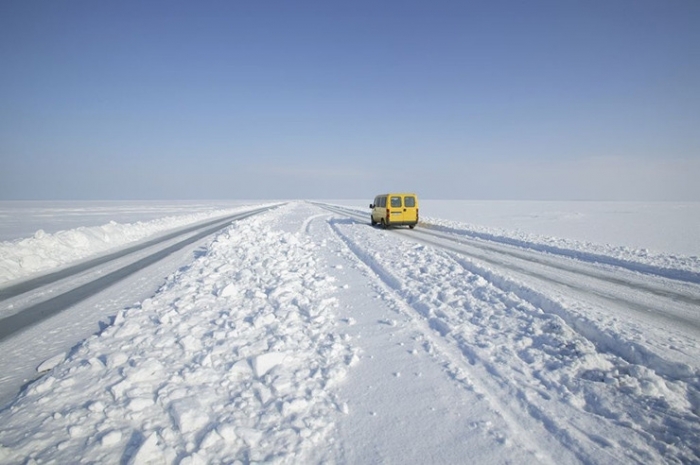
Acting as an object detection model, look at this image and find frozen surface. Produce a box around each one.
[1,209,348,463]
[0,201,699,464]
[333,199,700,257]
[420,200,700,257]
[332,199,700,274]
[0,201,268,284]
[0,200,260,241]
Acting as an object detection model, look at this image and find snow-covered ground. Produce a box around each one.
[419,200,700,257]
[3,200,698,287]
[0,201,264,242]
[332,199,700,258]
[0,200,699,464]
[0,201,269,285]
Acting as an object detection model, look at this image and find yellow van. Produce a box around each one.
[369,193,419,229]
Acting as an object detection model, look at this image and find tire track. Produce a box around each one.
[0,205,281,302]
[316,203,700,309]
[315,202,700,286]
[444,253,700,461]
[326,218,584,465]
[0,206,276,341]
[319,203,700,390]
[325,213,700,463]
[403,227,700,310]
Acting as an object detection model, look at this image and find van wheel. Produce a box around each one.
[409,224,415,229]
[380,219,387,229]
[371,217,376,226]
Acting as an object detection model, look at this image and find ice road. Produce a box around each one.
[0,201,699,464]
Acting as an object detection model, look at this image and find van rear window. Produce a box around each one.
[390,197,402,208]
[404,196,416,207]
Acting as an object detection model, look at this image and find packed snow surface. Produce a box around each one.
[417,200,700,257]
[0,201,699,464]
[0,200,264,241]
[0,201,269,285]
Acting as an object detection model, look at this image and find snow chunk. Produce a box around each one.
[282,398,309,416]
[128,433,162,465]
[216,424,238,442]
[218,283,239,297]
[169,399,209,435]
[228,360,253,380]
[105,352,129,369]
[37,353,65,373]
[251,352,287,378]
[100,430,122,446]
[236,427,263,447]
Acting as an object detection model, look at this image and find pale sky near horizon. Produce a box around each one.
[1,1,698,200]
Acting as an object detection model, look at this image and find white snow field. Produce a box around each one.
[0,200,699,464]
[0,201,267,285]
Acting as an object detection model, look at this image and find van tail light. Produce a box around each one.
[417,209,419,221]
[386,210,390,221]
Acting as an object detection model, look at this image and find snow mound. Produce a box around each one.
[423,217,700,279]
[0,206,267,285]
[0,212,353,463]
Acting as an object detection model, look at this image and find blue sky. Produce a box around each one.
[1,1,698,200]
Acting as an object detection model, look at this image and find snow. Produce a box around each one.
[0,201,271,285]
[1,200,699,463]
[1,210,350,463]
[419,200,700,257]
[0,200,264,242]
[332,199,700,276]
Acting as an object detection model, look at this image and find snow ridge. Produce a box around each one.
[0,205,271,285]
[329,217,700,464]
[323,203,700,280]
[0,213,352,464]
[425,222,700,284]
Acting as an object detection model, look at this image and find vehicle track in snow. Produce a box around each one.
[317,203,700,334]
[0,205,278,342]
[319,203,700,286]
[323,218,566,464]
[318,204,700,370]
[316,202,700,463]
[317,204,700,379]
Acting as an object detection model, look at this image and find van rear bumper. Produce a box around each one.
[387,221,418,227]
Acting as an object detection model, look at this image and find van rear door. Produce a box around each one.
[389,195,404,224]
[403,195,418,223]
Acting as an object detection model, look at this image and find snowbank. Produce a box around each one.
[0,205,270,285]
[1,202,699,463]
[0,212,352,463]
[422,216,700,280]
[329,200,700,278]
